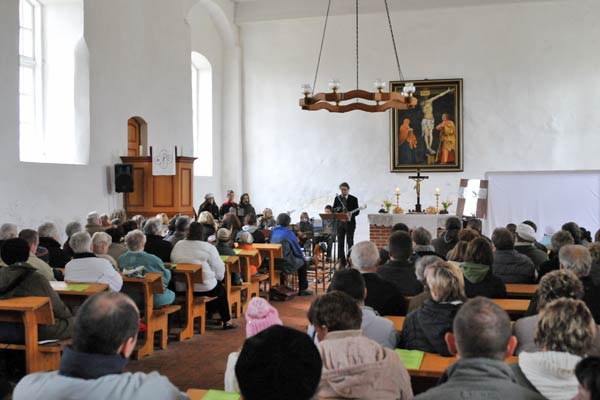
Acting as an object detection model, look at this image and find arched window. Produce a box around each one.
[191,52,213,176]
[19,0,89,164]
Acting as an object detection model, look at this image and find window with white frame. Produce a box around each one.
[19,0,43,162]
[191,52,213,176]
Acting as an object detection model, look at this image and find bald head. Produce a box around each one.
[559,244,592,278]
[73,292,139,355]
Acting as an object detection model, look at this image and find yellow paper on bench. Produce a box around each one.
[220,256,229,261]
[203,390,240,400]
[395,349,424,370]
[233,249,242,255]
[65,284,90,291]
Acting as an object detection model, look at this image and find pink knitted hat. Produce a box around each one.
[245,297,283,338]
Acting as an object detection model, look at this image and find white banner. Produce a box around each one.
[152,147,176,176]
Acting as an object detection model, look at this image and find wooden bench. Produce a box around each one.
[237,248,269,304]
[253,243,282,289]
[121,272,181,359]
[50,281,109,312]
[222,256,247,318]
[187,389,240,400]
[408,352,518,378]
[505,283,538,299]
[492,298,530,318]
[0,296,70,373]
[384,315,405,333]
[168,263,217,340]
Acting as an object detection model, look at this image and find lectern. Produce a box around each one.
[119,156,196,218]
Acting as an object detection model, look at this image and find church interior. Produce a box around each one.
[1,0,600,399]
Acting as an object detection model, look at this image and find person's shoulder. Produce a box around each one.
[106,371,186,399]
[13,371,59,398]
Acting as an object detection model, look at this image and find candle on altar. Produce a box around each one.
[395,187,400,194]
[436,187,440,194]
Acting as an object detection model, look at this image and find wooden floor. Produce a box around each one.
[125,293,316,392]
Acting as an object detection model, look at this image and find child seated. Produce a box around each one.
[237,231,262,275]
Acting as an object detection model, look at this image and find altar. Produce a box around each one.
[368,213,456,248]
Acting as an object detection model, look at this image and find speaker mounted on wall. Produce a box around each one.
[114,164,134,193]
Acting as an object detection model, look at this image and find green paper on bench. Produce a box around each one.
[220,256,229,261]
[233,249,242,255]
[65,284,90,291]
[395,349,424,370]
[203,390,240,400]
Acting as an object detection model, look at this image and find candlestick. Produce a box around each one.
[435,192,440,213]
[395,187,400,194]
[435,187,440,194]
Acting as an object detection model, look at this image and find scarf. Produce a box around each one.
[518,351,581,400]
[59,345,128,380]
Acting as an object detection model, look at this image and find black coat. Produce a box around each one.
[144,235,173,263]
[377,259,423,297]
[400,299,461,356]
[198,203,219,220]
[332,194,359,227]
[38,237,71,268]
[362,272,407,316]
[492,250,536,284]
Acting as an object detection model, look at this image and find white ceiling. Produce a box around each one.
[234,0,563,24]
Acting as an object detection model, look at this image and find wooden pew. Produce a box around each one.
[408,352,518,378]
[0,297,69,373]
[253,243,282,289]
[384,316,405,333]
[237,248,269,304]
[222,256,247,318]
[505,283,538,299]
[168,263,216,340]
[50,281,109,312]
[121,272,181,359]
[187,389,240,400]
[492,298,530,317]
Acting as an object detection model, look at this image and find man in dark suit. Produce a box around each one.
[333,182,359,268]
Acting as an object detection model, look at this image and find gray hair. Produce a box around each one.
[70,231,93,254]
[38,222,59,239]
[349,241,379,271]
[238,231,254,245]
[87,212,100,225]
[0,223,18,240]
[125,229,146,252]
[175,216,192,232]
[143,218,162,236]
[65,221,83,237]
[92,231,112,249]
[551,230,575,253]
[415,255,442,282]
[411,227,432,246]
[559,244,592,278]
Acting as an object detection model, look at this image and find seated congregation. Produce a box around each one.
[1,208,600,399]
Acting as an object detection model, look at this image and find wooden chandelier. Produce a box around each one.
[299,0,417,113]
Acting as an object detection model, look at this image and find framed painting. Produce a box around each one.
[390,78,463,172]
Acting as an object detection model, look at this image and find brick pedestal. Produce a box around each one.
[369,224,392,248]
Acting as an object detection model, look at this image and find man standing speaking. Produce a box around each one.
[333,182,359,268]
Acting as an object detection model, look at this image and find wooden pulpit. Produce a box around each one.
[120,156,196,218]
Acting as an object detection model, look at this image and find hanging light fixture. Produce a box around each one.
[299,0,417,113]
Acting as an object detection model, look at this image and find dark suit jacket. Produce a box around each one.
[333,194,359,226]
[144,235,173,263]
[377,259,424,297]
[362,272,407,316]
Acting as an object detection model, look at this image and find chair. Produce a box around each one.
[308,242,330,294]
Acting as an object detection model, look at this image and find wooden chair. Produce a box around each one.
[170,264,217,340]
[121,273,181,359]
[0,297,70,373]
[238,249,270,303]
[308,242,330,294]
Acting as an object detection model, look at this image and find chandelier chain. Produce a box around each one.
[356,0,359,93]
[384,0,404,82]
[312,0,332,96]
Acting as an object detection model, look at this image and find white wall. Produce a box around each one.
[0,0,197,240]
[240,0,600,240]
[188,3,225,203]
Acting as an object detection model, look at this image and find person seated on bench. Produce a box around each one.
[170,222,236,330]
[0,239,74,343]
[308,291,412,399]
[414,297,544,400]
[236,232,261,275]
[65,231,123,292]
[269,213,312,296]
[13,292,187,400]
[235,325,321,400]
[118,230,175,308]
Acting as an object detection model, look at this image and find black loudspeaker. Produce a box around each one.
[115,164,134,193]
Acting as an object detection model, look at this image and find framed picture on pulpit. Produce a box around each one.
[389,78,463,172]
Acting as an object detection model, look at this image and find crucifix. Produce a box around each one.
[408,169,429,213]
